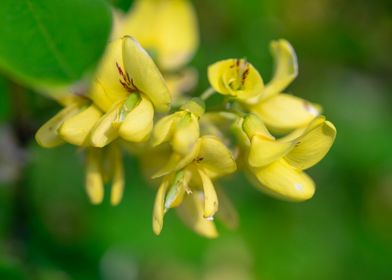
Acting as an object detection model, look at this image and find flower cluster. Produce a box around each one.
[36,0,336,238]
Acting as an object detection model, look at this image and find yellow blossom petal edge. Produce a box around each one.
[172,113,200,155]
[251,93,321,132]
[262,39,298,99]
[121,0,199,70]
[90,101,123,148]
[196,136,237,179]
[85,148,104,204]
[198,168,219,218]
[152,112,183,147]
[35,104,81,148]
[92,39,129,111]
[248,135,294,168]
[122,36,171,112]
[285,117,337,170]
[119,96,154,142]
[109,144,125,206]
[155,0,199,70]
[252,159,315,201]
[152,176,170,235]
[59,105,103,146]
[208,59,264,101]
[176,192,218,238]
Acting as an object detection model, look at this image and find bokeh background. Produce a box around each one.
[1,0,392,279]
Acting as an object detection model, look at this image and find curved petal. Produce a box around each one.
[252,94,320,132]
[122,36,171,112]
[196,136,237,178]
[198,168,219,219]
[176,192,218,238]
[248,135,294,167]
[263,39,298,99]
[156,0,199,70]
[94,39,129,108]
[152,141,201,179]
[90,101,123,148]
[242,113,274,140]
[119,96,154,142]
[208,59,263,100]
[251,159,315,201]
[165,169,191,209]
[208,59,234,95]
[152,112,183,147]
[59,105,103,146]
[152,176,171,235]
[35,104,80,148]
[109,144,125,206]
[285,118,336,170]
[120,0,157,51]
[172,113,200,155]
[85,148,104,204]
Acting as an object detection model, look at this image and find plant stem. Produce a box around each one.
[200,87,215,101]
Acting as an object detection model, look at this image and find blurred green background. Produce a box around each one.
[1,0,392,279]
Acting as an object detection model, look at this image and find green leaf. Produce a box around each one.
[0,0,112,88]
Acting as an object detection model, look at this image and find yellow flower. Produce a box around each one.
[239,114,336,201]
[35,95,101,147]
[152,98,204,155]
[88,36,171,147]
[152,135,236,237]
[248,39,321,132]
[208,58,264,101]
[119,0,199,71]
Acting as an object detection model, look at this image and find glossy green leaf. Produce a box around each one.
[0,0,112,88]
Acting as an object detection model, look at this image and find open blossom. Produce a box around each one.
[152,135,236,237]
[234,114,336,201]
[208,39,320,133]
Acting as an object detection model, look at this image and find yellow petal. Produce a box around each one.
[152,141,201,178]
[155,0,199,70]
[122,36,171,112]
[196,136,237,178]
[176,192,218,238]
[198,168,219,218]
[85,148,104,204]
[242,113,274,140]
[251,159,315,201]
[90,101,123,148]
[93,39,129,110]
[59,105,103,146]
[180,97,205,118]
[119,96,154,142]
[248,135,294,167]
[208,59,264,100]
[285,117,336,170]
[121,0,198,71]
[152,176,171,235]
[165,169,191,209]
[251,94,320,132]
[172,113,200,155]
[120,0,157,52]
[109,144,125,206]
[35,104,80,148]
[152,112,183,147]
[262,39,298,99]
